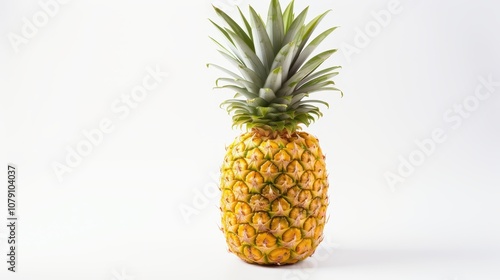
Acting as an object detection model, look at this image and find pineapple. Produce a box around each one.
[209,0,341,265]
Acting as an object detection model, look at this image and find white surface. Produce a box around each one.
[1,0,500,279]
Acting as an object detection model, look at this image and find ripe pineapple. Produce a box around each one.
[209,0,341,265]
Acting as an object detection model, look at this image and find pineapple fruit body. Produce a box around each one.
[209,0,341,265]
[220,130,329,265]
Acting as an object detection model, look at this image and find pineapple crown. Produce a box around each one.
[209,0,342,133]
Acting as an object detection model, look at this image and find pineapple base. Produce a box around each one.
[220,130,330,265]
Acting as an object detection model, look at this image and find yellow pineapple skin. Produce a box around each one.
[220,130,329,265]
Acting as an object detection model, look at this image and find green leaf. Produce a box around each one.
[209,37,238,61]
[233,109,250,116]
[207,63,243,80]
[255,108,269,117]
[233,115,252,125]
[216,50,244,70]
[298,66,341,87]
[213,6,254,51]
[280,49,337,96]
[247,97,269,107]
[238,65,264,87]
[294,81,336,94]
[284,110,296,119]
[264,112,287,119]
[270,103,288,112]
[249,6,274,70]
[270,42,297,83]
[221,101,252,114]
[282,0,295,33]
[256,106,278,116]
[249,118,269,123]
[209,20,247,63]
[282,6,308,46]
[267,0,285,55]
[273,95,293,105]
[226,29,266,80]
[296,86,343,97]
[227,105,251,113]
[259,88,277,102]
[290,93,309,105]
[277,113,292,120]
[294,11,331,61]
[263,67,283,93]
[295,114,311,125]
[209,19,233,45]
[295,104,321,114]
[238,7,253,41]
[216,78,259,93]
[275,121,286,131]
[308,109,323,119]
[299,99,330,108]
[221,99,249,108]
[298,71,339,89]
[291,27,338,73]
[215,85,258,99]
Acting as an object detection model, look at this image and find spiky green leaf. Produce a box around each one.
[215,85,258,99]
[207,63,243,80]
[216,78,259,93]
[282,0,295,33]
[298,71,339,89]
[267,0,284,55]
[298,66,341,87]
[259,88,277,102]
[294,10,331,61]
[282,6,308,46]
[237,7,253,41]
[226,29,266,79]
[238,65,264,87]
[294,81,337,94]
[291,27,338,73]
[249,6,274,70]
[247,97,269,107]
[263,67,283,93]
[209,0,342,132]
[270,42,297,82]
[280,49,337,96]
[213,6,254,51]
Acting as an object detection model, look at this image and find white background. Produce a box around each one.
[1,0,500,279]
